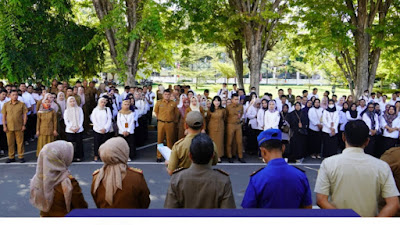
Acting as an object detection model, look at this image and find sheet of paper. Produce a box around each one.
[157,144,171,161]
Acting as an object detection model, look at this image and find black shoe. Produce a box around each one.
[19,158,26,163]
[6,158,16,163]
[238,158,246,163]
[156,158,162,163]
[228,158,234,163]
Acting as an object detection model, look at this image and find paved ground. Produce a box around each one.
[0,123,322,217]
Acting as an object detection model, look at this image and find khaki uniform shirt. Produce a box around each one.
[1,100,28,131]
[73,95,81,106]
[226,103,243,124]
[40,176,88,217]
[164,164,236,208]
[91,167,150,209]
[37,110,57,135]
[380,147,400,217]
[315,147,399,217]
[168,133,219,172]
[154,99,179,123]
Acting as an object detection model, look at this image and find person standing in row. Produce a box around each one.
[2,90,28,163]
[308,99,323,159]
[154,89,179,162]
[164,133,236,209]
[0,89,8,157]
[225,94,245,163]
[117,100,137,160]
[288,102,309,162]
[361,102,380,156]
[64,97,84,162]
[321,99,339,158]
[206,96,226,162]
[380,106,400,154]
[36,99,58,156]
[91,137,150,208]
[338,102,349,150]
[146,85,156,124]
[263,100,280,130]
[177,97,189,140]
[91,97,113,162]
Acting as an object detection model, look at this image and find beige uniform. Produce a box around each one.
[164,164,236,208]
[206,108,226,158]
[225,103,244,158]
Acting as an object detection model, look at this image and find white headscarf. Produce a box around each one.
[57,92,66,115]
[177,94,188,108]
[30,141,74,212]
[42,93,59,113]
[190,96,200,112]
[92,137,129,206]
[78,87,85,107]
[64,96,80,129]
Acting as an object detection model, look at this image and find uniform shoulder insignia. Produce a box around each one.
[250,167,265,176]
[291,166,306,173]
[128,167,143,174]
[172,167,186,174]
[214,168,229,176]
[92,169,100,176]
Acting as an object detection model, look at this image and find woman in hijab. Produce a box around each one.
[279,104,291,159]
[117,100,137,160]
[263,100,280,130]
[90,97,113,162]
[288,102,309,162]
[178,97,190,140]
[346,103,360,121]
[321,99,339,158]
[56,92,67,140]
[56,92,66,115]
[206,96,227,162]
[64,97,84,162]
[185,96,206,130]
[338,102,349,150]
[256,99,268,131]
[91,137,150,208]
[78,87,86,108]
[308,99,324,159]
[177,94,188,109]
[361,102,380,156]
[380,106,400,156]
[320,96,328,109]
[302,100,313,114]
[36,99,58,156]
[30,141,87,216]
[157,85,165,100]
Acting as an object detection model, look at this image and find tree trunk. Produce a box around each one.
[354,33,370,99]
[227,39,244,89]
[248,43,262,95]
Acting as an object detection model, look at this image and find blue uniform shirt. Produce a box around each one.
[241,158,312,208]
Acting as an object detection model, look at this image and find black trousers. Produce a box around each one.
[246,128,260,155]
[379,136,398,158]
[93,132,109,157]
[364,135,376,157]
[308,129,322,156]
[24,114,35,141]
[338,130,345,151]
[147,107,153,124]
[119,133,136,159]
[290,132,307,160]
[322,133,338,158]
[135,116,148,146]
[66,132,84,159]
[0,125,8,151]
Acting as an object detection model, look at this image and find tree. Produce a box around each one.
[295,0,399,98]
[229,0,291,95]
[0,0,104,83]
[92,0,172,86]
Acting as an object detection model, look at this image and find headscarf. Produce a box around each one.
[240,95,246,105]
[341,102,349,112]
[313,99,321,109]
[320,97,328,109]
[30,141,74,212]
[78,87,85,107]
[125,94,136,112]
[158,85,165,94]
[189,96,200,112]
[119,100,132,115]
[326,100,336,113]
[64,96,80,129]
[177,94,187,108]
[38,100,53,113]
[42,93,59,113]
[349,103,358,119]
[96,97,107,110]
[179,97,189,117]
[57,92,66,115]
[268,100,277,113]
[383,106,397,128]
[302,100,313,114]
[92,137,130,206]
[361,103,376,129]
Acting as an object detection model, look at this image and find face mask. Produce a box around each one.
[364,93,369,96]
[328,104,334,108]
[251,90,256,93]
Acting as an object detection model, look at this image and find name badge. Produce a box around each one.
[125,123,129,128]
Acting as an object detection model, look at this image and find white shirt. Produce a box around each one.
[246,105,259,129]
[388,99,397,106]
[315,147,399,217]
[346,111,360,121]
[63,107,84,133]
[90,107,112,134]
[338,111,348,131]
[308,107,324,132]
[379,101,387,111]
[308,93,319,100]
[117,111,137,134]
[0,99,7,125]
[135,100,146,118]
[256,109,265,131]
[147,91,156,107]
[381,117,400,139]
[263,110,280,130]
[22,92,35,115]
[276,100,291,112]
[362,112,380,135]
[121,91,129,101]
[359,95,370,103]
[357,106,366,114]
[228,90,237,99]
[322,110,339,134]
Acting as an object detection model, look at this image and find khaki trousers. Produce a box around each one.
[6,130,24,159]
[226,123,243,158]
[157,121,176,158]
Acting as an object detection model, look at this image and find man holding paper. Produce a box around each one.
[166,111,219,176]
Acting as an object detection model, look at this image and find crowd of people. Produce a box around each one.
[1,80,400,164]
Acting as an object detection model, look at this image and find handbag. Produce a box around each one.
[295,111,308,135]
[280,112,290,133]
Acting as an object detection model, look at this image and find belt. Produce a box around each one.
[158,120,174,123]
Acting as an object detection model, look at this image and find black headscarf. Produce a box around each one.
[349,103,358,118]
[341,102,349,113]
[326,99,336,112]
[302,100,313,114]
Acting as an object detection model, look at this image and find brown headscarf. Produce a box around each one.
[30,141,74,212]
[92,137,130,206]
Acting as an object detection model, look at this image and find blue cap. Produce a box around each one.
[257,129,282,146]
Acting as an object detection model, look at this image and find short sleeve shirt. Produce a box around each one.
[1,100,28,131]
[315,147,400,217]
[241,158,312,208]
